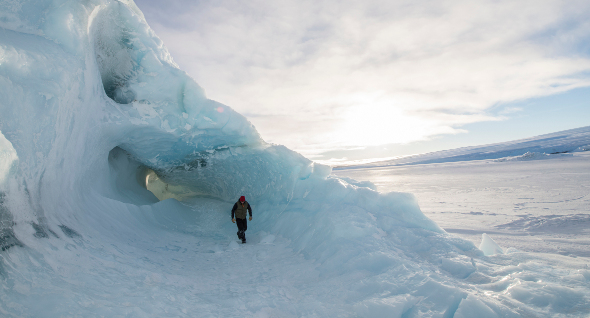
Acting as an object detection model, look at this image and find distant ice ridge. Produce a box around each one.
[493,151,570,162]
[0,1,589,317]
[336,125,590,169]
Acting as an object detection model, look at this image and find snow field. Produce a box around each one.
[335,152,590,257]
[335,151,590,316]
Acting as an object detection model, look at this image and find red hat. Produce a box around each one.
[239,196,245,202]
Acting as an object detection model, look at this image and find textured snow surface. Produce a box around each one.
[335,152,590,317]
[0,1,589,317]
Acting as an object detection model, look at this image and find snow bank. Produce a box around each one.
[0,0,588,316]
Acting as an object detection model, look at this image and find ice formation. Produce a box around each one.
[479,233,503,256]
[336,125,590,169]
[0,1,588,316]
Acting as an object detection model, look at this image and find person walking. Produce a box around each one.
[231,196,252,243]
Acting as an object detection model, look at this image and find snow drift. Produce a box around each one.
[0,1,588,316]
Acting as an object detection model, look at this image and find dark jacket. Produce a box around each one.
[231,201,252,219]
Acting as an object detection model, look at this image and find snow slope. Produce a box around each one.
[0,1,588,316]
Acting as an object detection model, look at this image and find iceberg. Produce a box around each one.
[0,1,588,316]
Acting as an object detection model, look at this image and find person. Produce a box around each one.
[231,196,252,243]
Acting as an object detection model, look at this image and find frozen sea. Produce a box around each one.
[335,150,590,258]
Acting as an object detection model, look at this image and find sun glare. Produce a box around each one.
[332,97,434,147]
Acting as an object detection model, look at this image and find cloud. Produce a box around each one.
[136,0,590,157]
[498,107,524,115]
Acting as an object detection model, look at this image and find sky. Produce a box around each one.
[134,0,590,165]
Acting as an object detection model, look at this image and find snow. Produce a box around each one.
[454,295,500,318]
[334,151,590,258]
[336,153,590,316]
[0,0,589,317]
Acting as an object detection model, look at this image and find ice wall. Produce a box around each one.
[0,0,441,241]
[1,1,588,317]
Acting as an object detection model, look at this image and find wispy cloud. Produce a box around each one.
[136,0,590,157]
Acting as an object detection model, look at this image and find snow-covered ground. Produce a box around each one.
[334,141,590,258]
[1,1,589,316]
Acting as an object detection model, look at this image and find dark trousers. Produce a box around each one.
[236,218,248,240]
